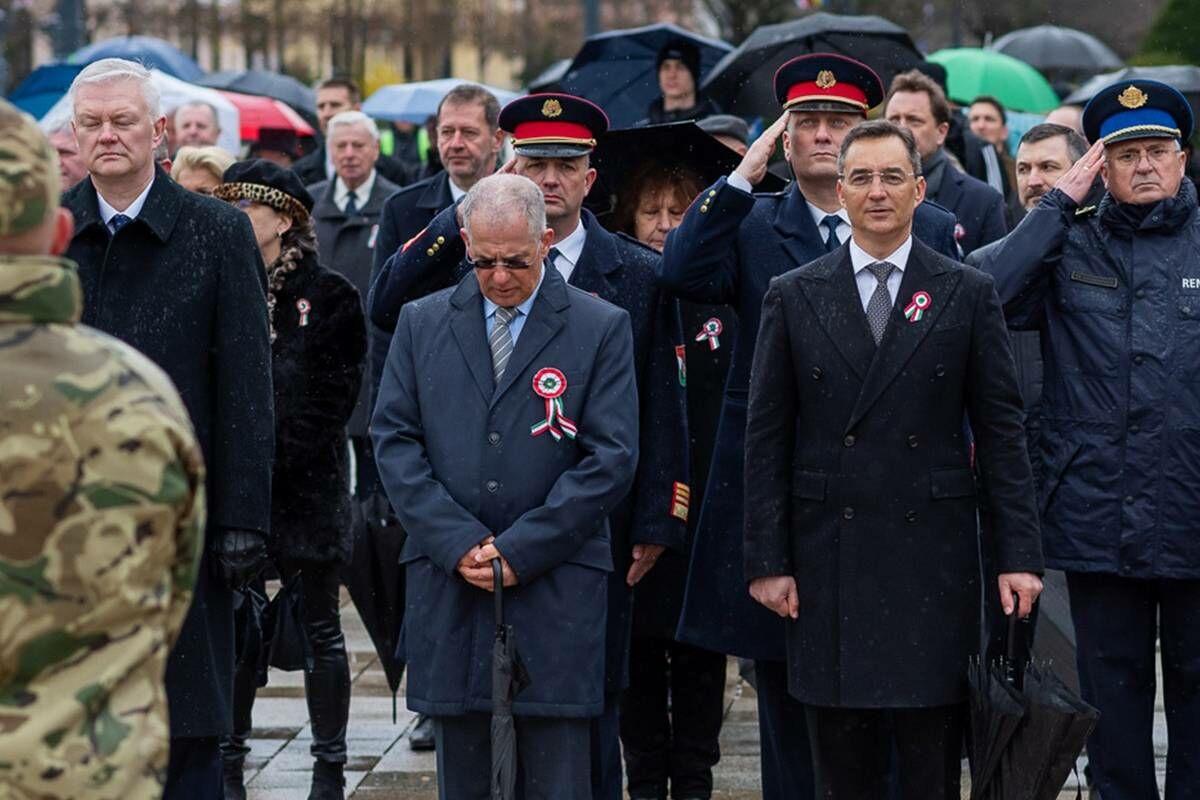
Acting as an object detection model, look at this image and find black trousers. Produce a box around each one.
[223,561,350,764]
[755,659,817,800]
[805,703,964,799]
[620,636,727,799]
[1067,572,1200,800]
[435,713,591,800]
[164,736,222,800]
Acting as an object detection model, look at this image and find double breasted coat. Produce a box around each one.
[371,205,688,692]
[62,169,274,737]
[372,267,639,716]
[743,239,1043,707]
[657,177,959,661]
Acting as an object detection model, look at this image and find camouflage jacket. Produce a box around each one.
[0,256,206,799]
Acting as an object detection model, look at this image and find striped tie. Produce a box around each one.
[490,305,518,383]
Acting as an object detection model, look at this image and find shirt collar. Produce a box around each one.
[335,171,376,208]
[449,178,468,202]
[551,218,587,268]
[806,200,850,231]
[482,264,545,320]
[96,175,155,226]
[849,235,913,274]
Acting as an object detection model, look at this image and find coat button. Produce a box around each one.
[486,480,499,493]
[436,235,446,244]
[935,364,946,377]
[1135,289,1146,299]
[908,435,919,448]
[488,432,501,445]
[1134,355,1144,365]
[1129,424,1140,433]
[842,507,855,520]
[811,367,823,380]
[1124,495,1134,504]
[843,435,856,447]
[426,247,436,257]
[905,510,917,523]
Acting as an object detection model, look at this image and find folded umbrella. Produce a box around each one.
[491,559,529,800]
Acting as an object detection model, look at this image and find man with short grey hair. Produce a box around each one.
[373,172,640,798]
[62,56,275,799]
[172,100,221,152]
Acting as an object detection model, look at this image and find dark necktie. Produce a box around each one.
[344,191,358,216]
[821,215,842,253]
[547,246,562,272]
[110,213,132,235]
[490,306,517,383]
[865,262,896,345]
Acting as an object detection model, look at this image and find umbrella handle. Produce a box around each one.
[494,558,503,624]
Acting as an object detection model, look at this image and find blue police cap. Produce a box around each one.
[1082,79,1194,146]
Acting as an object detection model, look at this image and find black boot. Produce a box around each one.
[308,759,345,800]
[222,756,247,800]
[409,713,436,751]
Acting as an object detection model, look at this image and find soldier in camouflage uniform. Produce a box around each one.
[0,98,206,799]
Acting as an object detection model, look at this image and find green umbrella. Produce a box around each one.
[927,48,1060,113]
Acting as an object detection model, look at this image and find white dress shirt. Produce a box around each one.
[97,176,155,231]
[335,171,376,213]
[449,179,468,203]
[548,219,587,284]
[807,200,851,247]
[849,236,913,313]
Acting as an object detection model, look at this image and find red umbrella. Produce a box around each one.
[217,90,315,142]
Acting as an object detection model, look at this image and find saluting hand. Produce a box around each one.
[734,111,790,187]
[749,575,799,619]
[497,156,519,175]
[475,542,519,589]
[1054,139,1106,205]
[626,543,666,587]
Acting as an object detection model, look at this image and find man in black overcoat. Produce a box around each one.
[744,120,1044,797]
[62,58,274,797]
[371,93,689,800]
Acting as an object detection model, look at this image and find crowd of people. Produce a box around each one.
[1,29,1198,800]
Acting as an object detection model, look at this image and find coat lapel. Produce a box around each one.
[565,210,620,299]
[448,274,495,402]
[844,240,963,434]
[417,173,453,211]
[772,184,828,272]
[311,181,345,224]
[797,250,876,381]
[492,267,569,406]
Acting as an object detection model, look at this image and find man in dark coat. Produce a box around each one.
[885,70,1008,256]
[293,77,411,187]
[985,79,1200,800]
[644,37,721,125]
[61,58,274,797]
[373,173,639,797]
[309,109,401,496]
[745,119,1043,797]
[657,54,960,800]
[372,93,689,800]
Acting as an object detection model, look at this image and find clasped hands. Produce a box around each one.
[457,535,518,591]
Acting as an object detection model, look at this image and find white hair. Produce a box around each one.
[172,100,220,130]
[69,58,162,120]
[326,110,380,143]
[461,173,547,244]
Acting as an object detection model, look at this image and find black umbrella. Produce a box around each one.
[991,25,1122,77]
[701,12,924,123]
[528,59,571,94]
[339,492,408,721]
[1065,66,1200,130]
[196,69,318,127]
[588,121,787,219]
[491,559,529,800]
[559,23,733,128]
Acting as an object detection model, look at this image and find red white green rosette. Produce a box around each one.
[903,291,931,322]
[530,368,577,441]
[695,317,723,351]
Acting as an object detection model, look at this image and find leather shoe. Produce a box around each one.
[409,713,435,751]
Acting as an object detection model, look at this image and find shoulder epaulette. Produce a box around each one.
[1074,204,1097,218]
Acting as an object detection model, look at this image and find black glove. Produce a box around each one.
[211,527,268,589]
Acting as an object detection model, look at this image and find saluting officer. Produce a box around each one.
[370,93,689,800]
[656,53,960,798]
[987,80,1200,800]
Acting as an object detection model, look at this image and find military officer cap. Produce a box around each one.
[0,98,61,238]
[773,53,885,114]
[499,93,610,158]
[1082,79,1195,146]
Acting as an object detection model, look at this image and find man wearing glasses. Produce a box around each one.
[987,80,1200,799]
[745,119,1043,797]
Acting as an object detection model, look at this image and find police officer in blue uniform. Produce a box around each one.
[986,79,1200,800]
[369,93,689,800]
[657,54,961,799]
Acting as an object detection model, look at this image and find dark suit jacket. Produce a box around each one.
[293,143,411,187]
[930,162,1008,256]
[310,173,400,436]
[656,176,960,661]
[62,168,275,737]
[744,238,1043,708]
[372,266,638,716]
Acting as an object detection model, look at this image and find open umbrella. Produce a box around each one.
[362,79,521,124]
[6,63,83,119]
[559,23,732,128]
[927,48,1060,113]
[1065,66,1200,129]
[217,90,315,142]
[528,59,571,94]
[991,25,1122,76]
[701,12,924,123]
[196,69,317,127]
[69,36,204,82]
[491,559,529,800]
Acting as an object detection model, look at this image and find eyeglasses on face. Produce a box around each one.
[839,169,918,189]
[466,254,539,271]
[1108,145,1177,168]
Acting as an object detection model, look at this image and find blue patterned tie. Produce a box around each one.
[865,262,896,345]
[110,213,132,235]
[490,306,518,383]
[821,215,842,253]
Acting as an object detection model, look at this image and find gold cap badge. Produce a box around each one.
[816,70,837,89]
[541,98,563,118]
[1118,85,1148,110]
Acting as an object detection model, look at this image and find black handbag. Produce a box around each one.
[263,572,312,672]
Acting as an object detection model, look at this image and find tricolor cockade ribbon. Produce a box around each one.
[296,298,311,326]
[695,317,723,351]
[530,368,577,441]
[903,291,931,323]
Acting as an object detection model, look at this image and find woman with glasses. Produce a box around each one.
[213,160,366,800]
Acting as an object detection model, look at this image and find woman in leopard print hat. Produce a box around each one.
[213,159,366,800]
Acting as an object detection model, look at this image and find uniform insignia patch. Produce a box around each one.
[671,481,690,522]
[1118,85,1149,109]
[541,98,563,118]
[816,70,837,89]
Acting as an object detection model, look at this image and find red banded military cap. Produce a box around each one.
[773,53,885,113]
[498,93,611,158]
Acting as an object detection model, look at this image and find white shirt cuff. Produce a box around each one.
[726,172,753,194]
